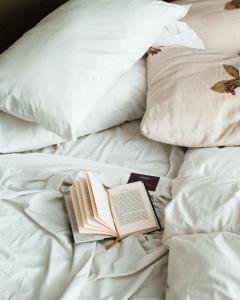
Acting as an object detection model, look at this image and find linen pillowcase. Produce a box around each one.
[141,47,240,147]
[0,0,189,140]
[174,0,240,53]
[166,233,240,300]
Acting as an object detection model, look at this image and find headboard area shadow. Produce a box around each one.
[0,0,68,53]
[0,0,174,54]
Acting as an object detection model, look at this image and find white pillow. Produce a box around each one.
[0,59,146,153]
[0,0,189,140]
[153,21,204,49]
[166,233,240,300]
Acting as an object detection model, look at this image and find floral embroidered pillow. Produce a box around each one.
[141,47,240,147]
[225,0,240,10]
[174,0,240,53]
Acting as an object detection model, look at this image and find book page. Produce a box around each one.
[75,181,101,231]
[87,172,116,233]
[62,188,112,244]
[79,179,115,235]
[109,181,159,238]
[69,185,83,229]
[69,185,102,234]
[74,181,87,224]
[68,184,113,235]
[79,180,94,219]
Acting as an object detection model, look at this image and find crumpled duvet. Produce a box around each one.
[0,153,172,300]
[164,147,240,300]
[4,146,238,300]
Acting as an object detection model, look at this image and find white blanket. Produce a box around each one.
[0,153,172,300]
[34,120,184,179]
[164,147,240,300]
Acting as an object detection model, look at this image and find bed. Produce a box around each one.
[1,1,240,299]
[0,2,184,299]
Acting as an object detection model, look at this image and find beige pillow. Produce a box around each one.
[174,0,240,53]
[141,47,240,147]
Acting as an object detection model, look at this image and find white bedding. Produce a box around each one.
[5,118,240,300]
[0,0,227,297]
[164,147,240,299]
[166,232,240,300]
[0,153,174,300]
[0,118,186,300]
[4,121,240,299]
[3,126,240,299]
[35,120,185,179]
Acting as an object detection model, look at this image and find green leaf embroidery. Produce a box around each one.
[211,65,240,96]
[223,64,240,79]
[225,0,240,10]
[211,81,228,93]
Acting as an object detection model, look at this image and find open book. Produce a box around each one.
[62,172,160,244]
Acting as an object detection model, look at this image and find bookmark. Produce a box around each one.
[105,237,121,250]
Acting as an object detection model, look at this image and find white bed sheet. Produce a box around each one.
[0,120,186,299]
[0,153,175,300]
[35,120,185,179]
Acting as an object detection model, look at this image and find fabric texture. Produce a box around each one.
[0,0,189,140]
[163,175,240,241]
[0,153,172,300]
[166,233,240,300]
[163,146,240,242]
[152,20,204,49]
[141,47,240,147]
[174,0,240,53]
[34,120,185,179]
[164,146,240,299]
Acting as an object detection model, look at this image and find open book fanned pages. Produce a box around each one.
[61,172,160,244]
